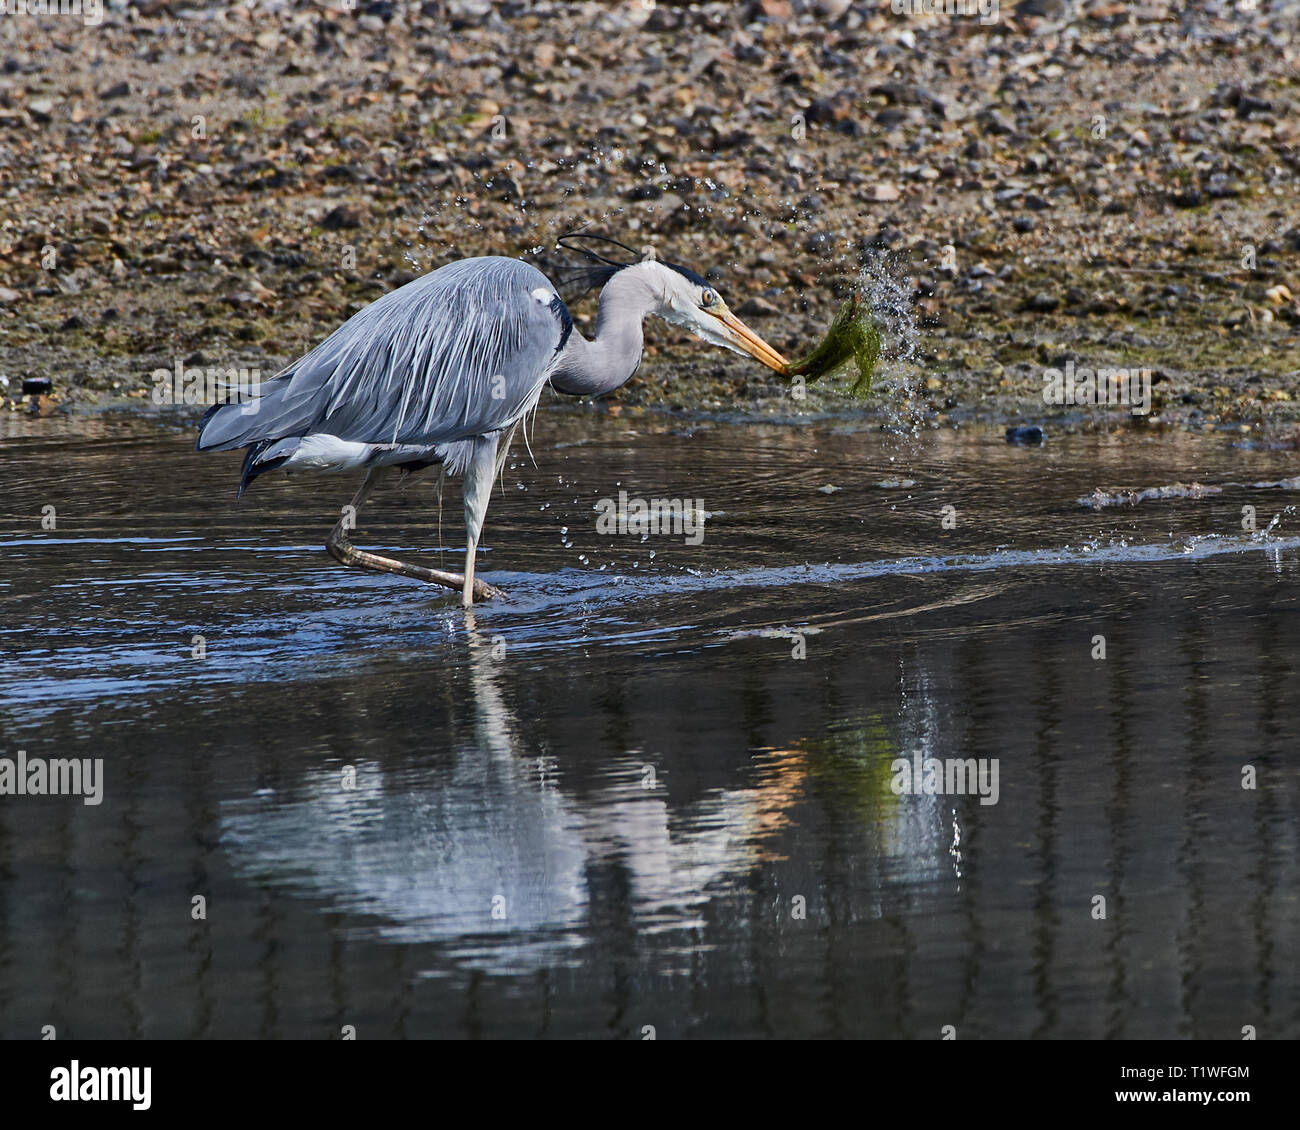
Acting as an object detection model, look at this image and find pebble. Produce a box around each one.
[1005,426,1045,445]
[736,297,780,318]
[321,203,366,230]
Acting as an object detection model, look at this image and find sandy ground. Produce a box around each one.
[1,0,1298,437]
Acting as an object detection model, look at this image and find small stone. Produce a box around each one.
[1236,95,1275,119]
[1206,173,1243,198]
[977,108,1017,136]
[736,296,780,317]
[806,90,854,125]
[323,163,361,183]
[321,203,366,230]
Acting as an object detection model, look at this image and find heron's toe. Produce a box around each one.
[472,578,506,602]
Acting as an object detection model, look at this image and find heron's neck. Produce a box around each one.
[550,267,658,396]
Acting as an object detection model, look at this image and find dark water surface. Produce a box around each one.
[1,409,1298,1039]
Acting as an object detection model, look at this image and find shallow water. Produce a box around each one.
[1,409,1298,1038]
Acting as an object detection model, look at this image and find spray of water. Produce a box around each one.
[854,252,926,441]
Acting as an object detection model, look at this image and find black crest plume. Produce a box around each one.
[551,227,713,299]
[553,228,642,297]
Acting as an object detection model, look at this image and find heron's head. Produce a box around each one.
[556,231,791,375]
[640,259,790,375]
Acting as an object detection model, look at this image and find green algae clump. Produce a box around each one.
[789,294,881,399]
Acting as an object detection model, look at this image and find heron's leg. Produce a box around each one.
[325,467,502,602]
[460,431,508,608]
[493,421,520,484]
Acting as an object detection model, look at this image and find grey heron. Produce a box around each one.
[196,234,790,606]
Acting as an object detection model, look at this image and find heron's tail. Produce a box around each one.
[195,372,314,453]
[235,439,297,497]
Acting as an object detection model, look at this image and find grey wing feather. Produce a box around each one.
[198,257,565,451]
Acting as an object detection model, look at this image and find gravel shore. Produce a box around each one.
[1,0,1298,435]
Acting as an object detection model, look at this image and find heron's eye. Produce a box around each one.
[701,289,717,307]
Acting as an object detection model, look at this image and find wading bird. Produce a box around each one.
[196,234,790,605]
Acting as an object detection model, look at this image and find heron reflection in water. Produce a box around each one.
[220,614,810,965]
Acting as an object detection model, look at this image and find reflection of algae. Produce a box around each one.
[789,294,881,399]
[796,715,901,822]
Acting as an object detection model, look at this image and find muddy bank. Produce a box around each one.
[1,0,1298,436]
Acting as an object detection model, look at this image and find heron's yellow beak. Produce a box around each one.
[708,308,790,375]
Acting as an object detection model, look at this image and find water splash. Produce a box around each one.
[857,252,924,440]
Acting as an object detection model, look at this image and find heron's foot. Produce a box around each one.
[326,534,502,601]
[463,576,506,603]
[469,578,506,602]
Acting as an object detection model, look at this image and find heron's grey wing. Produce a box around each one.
[198,258,567,451]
